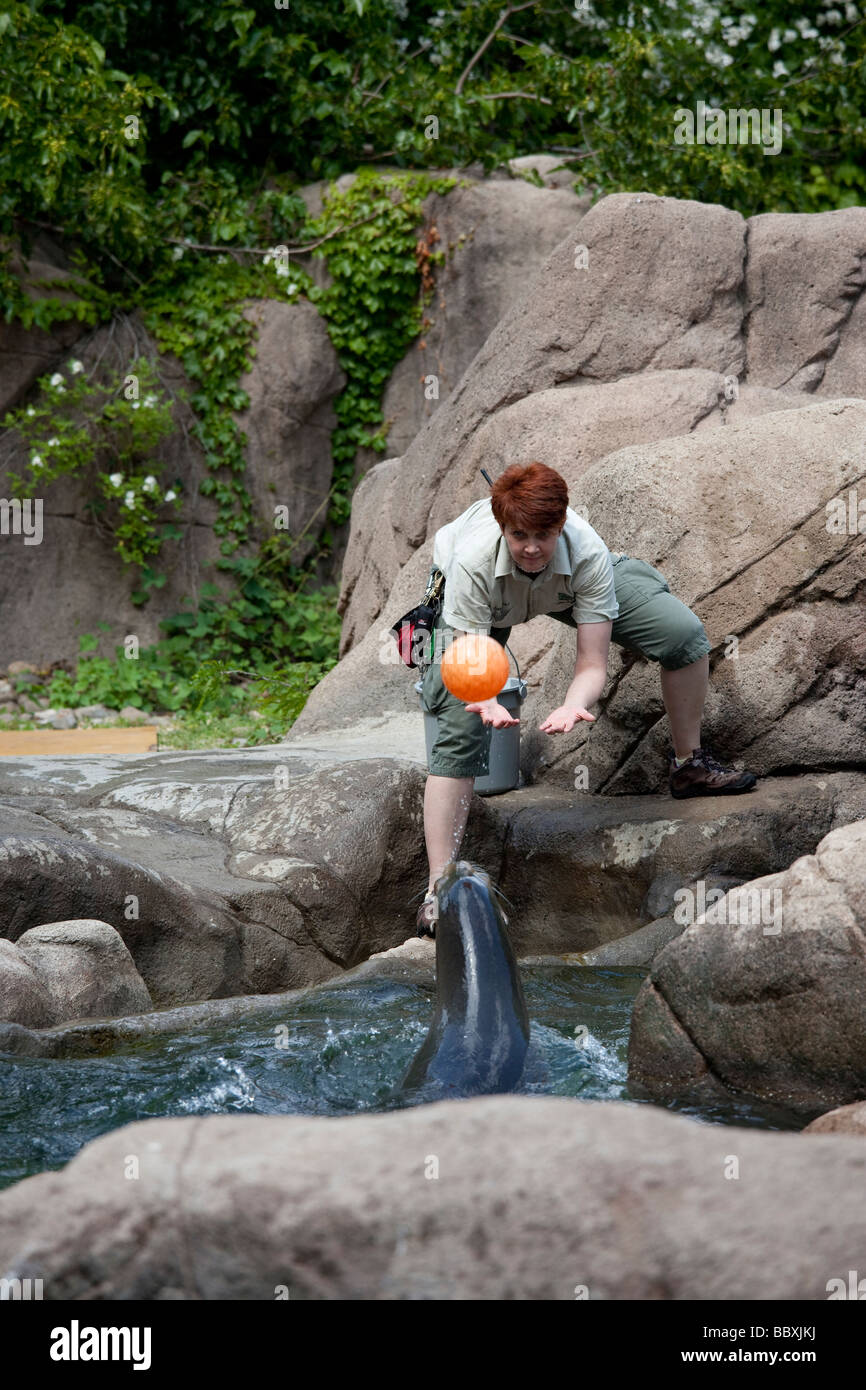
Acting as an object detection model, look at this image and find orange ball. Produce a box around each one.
[441,634,510,703]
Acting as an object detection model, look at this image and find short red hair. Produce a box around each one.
[490,462,568,532]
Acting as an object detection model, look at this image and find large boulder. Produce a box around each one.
[0,1096,864,1299]
[0,937,58,1029]
[0,745,480,1004]
[803,1102,866,1137]
[0,920,151,1027]
[628,819,866,1117]
[744,207,866,396]
[232,298,345,563]
[370,175,591,464]
[495,773,866,956]
[0,833,266,1007]
[15,920,152,1022]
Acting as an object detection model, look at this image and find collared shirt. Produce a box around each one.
[432,498,619,632]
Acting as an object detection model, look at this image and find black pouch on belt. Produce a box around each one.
[389,568,445,668]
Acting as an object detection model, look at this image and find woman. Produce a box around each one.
[415,461,757,935]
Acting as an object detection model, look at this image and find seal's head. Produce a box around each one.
[399,859,530,1100]
[435,859,506,918]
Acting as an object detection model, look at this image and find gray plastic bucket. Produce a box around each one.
[414,673,528,795]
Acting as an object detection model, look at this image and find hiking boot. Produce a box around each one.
[668,745,758,799]
[416,890,438,938]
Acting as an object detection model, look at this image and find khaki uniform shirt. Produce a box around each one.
[432,498,619,632]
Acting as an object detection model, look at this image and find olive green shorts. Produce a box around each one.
[419,554,711,778]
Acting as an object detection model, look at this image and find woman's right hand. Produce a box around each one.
[464,698,520,728]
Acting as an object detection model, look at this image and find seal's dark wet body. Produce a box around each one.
[400,861,531,1099]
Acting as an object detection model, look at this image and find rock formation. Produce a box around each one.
[0,1096,863,1299]
[0,919,151,1028]
[628,819,866,1116]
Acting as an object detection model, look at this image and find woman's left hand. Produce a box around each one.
[538,706,596,734]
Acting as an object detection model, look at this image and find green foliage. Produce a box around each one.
[36,573,339,717]
[24,0,866,216]
[40,630,197,712]
[141,170,310,541]
[158,555,343,669]
[0,0,168,313]
[535,8,866,215]
[188,657,334,726]
[1,355,181,578]
[305,168,456,527]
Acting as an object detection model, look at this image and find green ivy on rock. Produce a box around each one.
[306,168,456,529]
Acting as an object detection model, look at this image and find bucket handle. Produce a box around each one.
[504,642,527,700]
[505,641,521,681]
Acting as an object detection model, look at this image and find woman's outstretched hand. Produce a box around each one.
[464,698,520,728]
[538,706,596,734]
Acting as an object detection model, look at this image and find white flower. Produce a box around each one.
[46,437,59,448]
[164,490,177,502]
[68,360,84,374]
[143,395,158,408]
[773,59,789,77]
[705,43,734,67]
[30,454,42,469]
[172,246,184,260]
[25,406,35,417]
[124,491,136,509]
[109,473,123,487]
[285,283,299,295]
[49,373,65,391]
[143,475,157,492]
[274,262,290,277]
[131,401,140,409]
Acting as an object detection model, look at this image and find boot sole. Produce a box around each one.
[670,776,758,799]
